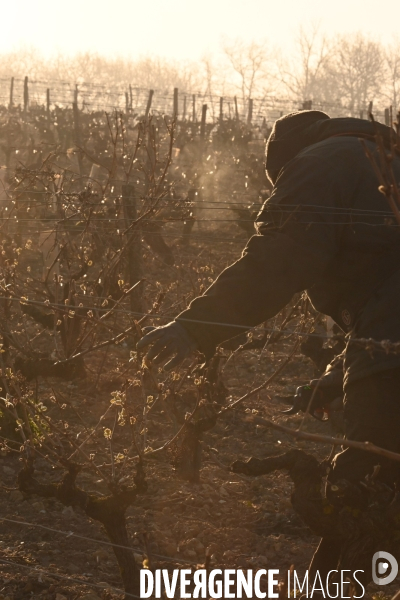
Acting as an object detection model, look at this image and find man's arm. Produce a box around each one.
[177,152,342,357]
[138,153,341,366]
[177,230,330,358]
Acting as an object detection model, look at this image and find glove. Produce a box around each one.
[281,385,335,420]
[136,321,198,371]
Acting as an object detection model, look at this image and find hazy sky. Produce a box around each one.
[3,0,399,60]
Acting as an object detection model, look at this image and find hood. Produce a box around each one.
[265,111,396,184]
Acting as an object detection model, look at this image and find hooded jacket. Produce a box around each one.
[176,114,400,387]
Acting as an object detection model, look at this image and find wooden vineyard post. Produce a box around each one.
[125,91,129,114]
[192,94,196,122]
[46,89,50,118]
[23,76,29,114]
[173,87,178,119]
[145,89,154,119]
[72,100,83,176]
[385,108,390,126]
[129,84,133,110]
[122,184,142,314]
[368,101,373,117]
[182,96,187,121]
[200,104,207,142]
[74,84,78,105]
[234,96,239,120]
[360,110,364,120]
[247,98,253,125]
[9,77,14,110]
[219,97,223,122]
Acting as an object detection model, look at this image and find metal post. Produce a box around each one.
[9,77,14,110]
[234,96,239,120]
[173,87,179,119]
[200,104,207,140]
[23,76,29,113]
[192,94,196,122]
[182,96,187,121]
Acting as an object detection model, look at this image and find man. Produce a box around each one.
[138,110,400,579]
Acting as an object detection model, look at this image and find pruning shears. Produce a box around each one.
[278,384,331,421]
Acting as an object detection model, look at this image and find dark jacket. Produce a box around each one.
[177,117,400,388]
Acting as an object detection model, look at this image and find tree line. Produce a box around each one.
[0,27,398,118]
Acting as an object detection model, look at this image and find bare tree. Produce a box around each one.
[222,38,273,106]
[330,33,384,116]
[278,24,332,104]
[383,37,400,113]
[0,47,203,98]
[0,45,45,80]
[0,34,394,118]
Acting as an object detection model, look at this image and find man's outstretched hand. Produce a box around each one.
[136,321,198,371]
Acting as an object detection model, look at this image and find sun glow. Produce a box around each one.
[2,0,399,60]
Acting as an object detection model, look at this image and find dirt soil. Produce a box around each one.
[0,236,398,600]
[1,353,397,599]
